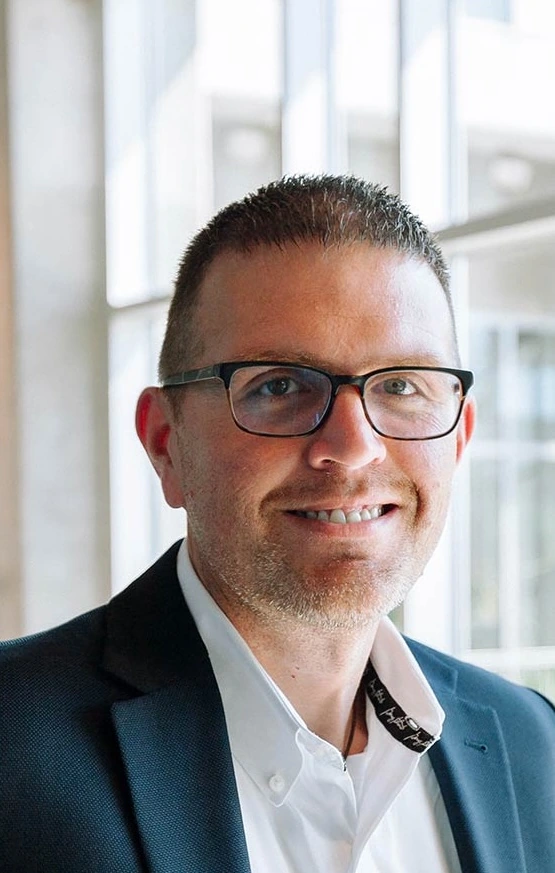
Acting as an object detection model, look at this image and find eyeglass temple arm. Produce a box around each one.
[162,365,221,388]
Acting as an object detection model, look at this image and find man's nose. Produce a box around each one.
[305,385,387,470]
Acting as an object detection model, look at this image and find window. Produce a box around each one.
[7,0,553,704]
[445,233,555,698]
[458,1,555,218]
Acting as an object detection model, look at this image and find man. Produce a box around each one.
[1,175,553,872]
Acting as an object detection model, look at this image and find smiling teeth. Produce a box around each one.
[300,506,384,524]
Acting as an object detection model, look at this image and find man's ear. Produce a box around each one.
[135,387,185,508]
[456,395,476,463]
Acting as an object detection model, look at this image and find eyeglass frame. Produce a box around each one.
[162,360,475,441]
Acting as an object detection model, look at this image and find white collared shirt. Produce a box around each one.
[177,542,462,873]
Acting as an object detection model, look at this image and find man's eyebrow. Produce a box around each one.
[232,350,329,367]
[386,355,451,368]
[231,351,453,370]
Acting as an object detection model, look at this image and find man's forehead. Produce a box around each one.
[197,243,447,322]
[198,241,439,304]
[188,242,458,370]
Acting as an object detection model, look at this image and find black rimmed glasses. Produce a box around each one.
[162,361,474,440]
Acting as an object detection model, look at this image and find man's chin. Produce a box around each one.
[288,549,400,582]
[254,559,413,630]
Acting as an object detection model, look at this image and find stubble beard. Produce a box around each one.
[187,513,420,632]
[181,445,436,633]
[246,543,417,631]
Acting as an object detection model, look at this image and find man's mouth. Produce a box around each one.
[290,505,393,524]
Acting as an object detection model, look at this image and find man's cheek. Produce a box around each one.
[416,444,458,491]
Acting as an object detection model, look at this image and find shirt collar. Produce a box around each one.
[176,540,444,804]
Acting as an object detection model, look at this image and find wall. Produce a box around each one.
[2,0,110,636]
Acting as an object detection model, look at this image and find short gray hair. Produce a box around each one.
[159,174,453,380]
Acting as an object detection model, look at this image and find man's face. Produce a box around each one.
[151,242,474,630]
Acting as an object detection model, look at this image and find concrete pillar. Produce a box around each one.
[4,0,110,635]
[0,0,22,639]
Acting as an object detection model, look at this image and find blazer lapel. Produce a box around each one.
[111,679,250,873]
[102,542,251,873]
[409,642,526,873]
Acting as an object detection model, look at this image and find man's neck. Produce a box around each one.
[224,606,377,755]
[186,539,378,754]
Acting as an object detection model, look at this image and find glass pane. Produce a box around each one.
[519,461,555,646]
[389,602,404,633]
[469,326,498,440]
[468,238,555,318]
[201,0,281,102]
[338,0,399,191]
[520,669,555,704]
[105,0,283,305]
[203,0,283,209]
[212,103,281,211]
[465,0,511,23]
[518,331,555,441]
[470,459,500,648]
[468,240,555,444]
[458,3,555,218]
[104,0,199,306]
[109,306,185,592]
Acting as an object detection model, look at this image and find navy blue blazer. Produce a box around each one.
[1,541,554,872]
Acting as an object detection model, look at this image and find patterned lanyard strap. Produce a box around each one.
[363,661,438,753]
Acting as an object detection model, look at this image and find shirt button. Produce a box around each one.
[268,773,285,793]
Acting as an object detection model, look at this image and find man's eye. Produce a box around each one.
[380,378,417,396]
[258,377,299,397]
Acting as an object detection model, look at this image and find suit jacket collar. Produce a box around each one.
[102,542,525,873]
[103,541,252,873]
[102,541,207,692]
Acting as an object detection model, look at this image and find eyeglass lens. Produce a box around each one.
[228,365,464,438]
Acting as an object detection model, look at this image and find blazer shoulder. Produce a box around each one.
[0,605,111,703]
[0,541,186,705]
[407,636,555,727]
[0,540,183,677]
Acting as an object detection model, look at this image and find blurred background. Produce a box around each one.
[0,0,554,700]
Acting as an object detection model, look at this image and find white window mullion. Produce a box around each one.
[450,260,473,653]
[497,328,521,653]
